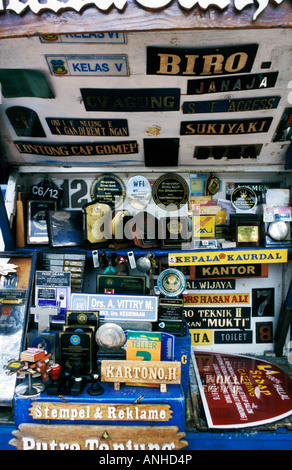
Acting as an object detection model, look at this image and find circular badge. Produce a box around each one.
[90,174,126,209]
[70,334,81,346]
[152,174,189,211]
[127,175,152,210]
[231,186,257,212]
[157,268,186,297]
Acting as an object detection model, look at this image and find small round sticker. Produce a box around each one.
[127,175,152,210]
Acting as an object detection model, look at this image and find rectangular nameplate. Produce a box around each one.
[190,263,268,279]
[183,96,280,114]
[46,118,129,137]
[46,55,129,76]
[101,360,181,385]
[187,72,278,95]
[147,44,258,76]
[168,249,288,266]
[14,141,138,156]
[180,118,272,135]
[81,88,180,112]
[70,293,158,322]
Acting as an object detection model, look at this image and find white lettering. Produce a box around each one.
[0,0,286,20]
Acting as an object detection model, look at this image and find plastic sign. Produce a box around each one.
[0,0,286,21]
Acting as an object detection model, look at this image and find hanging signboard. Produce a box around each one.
[192,351,292,429]
[147,44,258,76]
[10,423,188,450]
[46,55,129,77]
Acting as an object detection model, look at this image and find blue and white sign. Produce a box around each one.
[40,33,126,44]
[70,293,158,322]
[46,55,129,77]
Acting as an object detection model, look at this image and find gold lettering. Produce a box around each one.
[157,53,181,75]
[225,52,248,73]
[201,54,224,75]
[182,55,199,75]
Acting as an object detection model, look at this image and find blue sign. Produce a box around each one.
[183,96,281,114]
[70,293,158,322]
[46,55,129,76]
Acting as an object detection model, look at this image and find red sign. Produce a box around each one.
[193,351,292,429]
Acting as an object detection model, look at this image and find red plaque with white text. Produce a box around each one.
[192,351,292,429]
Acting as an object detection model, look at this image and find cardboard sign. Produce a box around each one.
[81,88,180,112]
[180,118,272,135]
[10,423,188,450]
[46,55,129,76]
[187,72,278,95]
[147,44,258,76]
[192,351,292,428]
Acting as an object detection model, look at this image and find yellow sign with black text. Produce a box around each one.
[168,249,287,267]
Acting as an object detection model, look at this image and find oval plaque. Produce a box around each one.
[157,268,186,297]
[152,174,189,211]
[127,175,152,210]
[231,186,257,212]
[90,174,126,209]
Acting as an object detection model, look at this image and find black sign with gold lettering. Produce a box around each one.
[46,118,129,137]
[187,72,278,95]
[190,264,268,280]
[147,44,258,76]
[183,306,251,329]
[14,141,138,156]
[180,118,272,136]
[81,88,180,112]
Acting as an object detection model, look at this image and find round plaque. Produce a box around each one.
[231,186,257,212]
[90,174,126,209]
[152,174,189,211]
[127,175,152,210]
[157,268,186,297]
[267,220,289,241]
[95,323,126,350]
